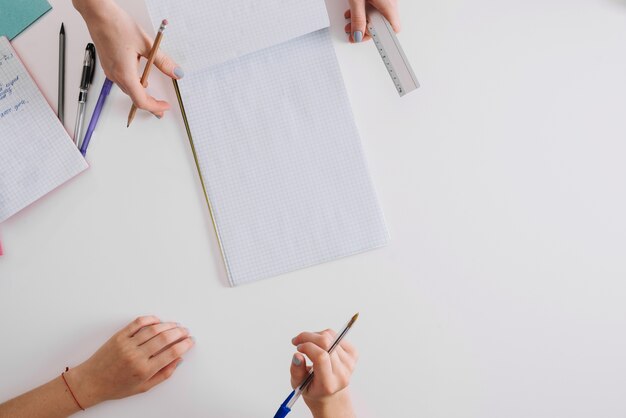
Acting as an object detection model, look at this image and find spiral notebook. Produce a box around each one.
[145,0,389,285]
[0,36,87,223]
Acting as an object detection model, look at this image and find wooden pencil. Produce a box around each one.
[127,19,168,127]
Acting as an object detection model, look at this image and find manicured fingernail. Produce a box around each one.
[292,355,302,366]
[176,360,184,368]
[174,66,185,79]
[354,31,363,43]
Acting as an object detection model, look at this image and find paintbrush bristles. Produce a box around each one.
[348,312,359,327]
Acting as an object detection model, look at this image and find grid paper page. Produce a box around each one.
[144,0,329,72]
[0,36,87,223]
[178,29,389,285]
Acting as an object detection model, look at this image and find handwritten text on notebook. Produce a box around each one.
[0,36,87,223]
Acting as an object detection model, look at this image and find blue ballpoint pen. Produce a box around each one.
[274,313,359,418]
[80,78,113,156]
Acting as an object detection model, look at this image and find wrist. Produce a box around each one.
[305,388,356,418]
[73,0,116,22]
[64,363,105,409]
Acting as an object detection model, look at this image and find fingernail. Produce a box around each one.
[176,360,184,368]
[292,355,302,366]
[174,66,185,79]
[291,337,296,344]
[354,31,363,43]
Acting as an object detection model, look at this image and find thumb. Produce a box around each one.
[349,0,367,43]
[290,353,308,389]
[153,50,185,80]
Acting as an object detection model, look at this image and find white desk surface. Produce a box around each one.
[2,1,626,417]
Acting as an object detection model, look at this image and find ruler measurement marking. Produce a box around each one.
[367,10,419,97]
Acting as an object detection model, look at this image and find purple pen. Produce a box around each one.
[79,78,113,156]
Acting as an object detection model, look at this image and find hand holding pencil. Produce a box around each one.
[74,0,183,120]
[127,18,168,127]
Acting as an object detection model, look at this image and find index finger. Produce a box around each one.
[292,331,333,350]
[372,1,401,32]
[125,316,161,337]
[319,328,356,356]
[348,0,367,42]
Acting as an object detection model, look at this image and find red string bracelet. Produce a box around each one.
[61,367,85,411]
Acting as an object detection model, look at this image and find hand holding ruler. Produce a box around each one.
[367,9,419,97]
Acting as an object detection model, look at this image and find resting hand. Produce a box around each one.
[291,329,359,418]
[344,0,401,43]
[73,0,183,118]
[65,316,194,408]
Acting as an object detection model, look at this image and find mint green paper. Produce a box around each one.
[0,0,52,40]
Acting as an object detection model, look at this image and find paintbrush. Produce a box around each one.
[274,313,360,418]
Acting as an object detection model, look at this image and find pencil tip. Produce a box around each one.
[126,123,130,128]
[60,23,64,34]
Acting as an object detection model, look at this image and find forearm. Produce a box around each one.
[0,376,81,418]
[72,0,116,20]
[306,389,356,418]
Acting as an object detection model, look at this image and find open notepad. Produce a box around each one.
[0,36,87,223]
[145,1,389,285]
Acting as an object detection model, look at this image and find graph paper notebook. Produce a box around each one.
[145,1,389,285]
[0,36,87,223]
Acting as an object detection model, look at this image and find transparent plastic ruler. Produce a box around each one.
[367,9,419,97]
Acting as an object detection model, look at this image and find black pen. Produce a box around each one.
[74,43,96,147]
[58,23,65,124]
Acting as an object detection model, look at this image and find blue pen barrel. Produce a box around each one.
[273,390,295,418]
[273,404,291,418]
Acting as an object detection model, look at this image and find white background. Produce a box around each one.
[2,0,626,417]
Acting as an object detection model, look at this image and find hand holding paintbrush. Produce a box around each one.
[275,314,360,418]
